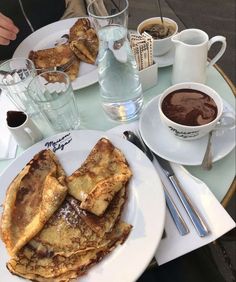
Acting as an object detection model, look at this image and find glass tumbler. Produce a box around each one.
[88,0,143,122]
[0,58,36,116]
[27,71,80,133]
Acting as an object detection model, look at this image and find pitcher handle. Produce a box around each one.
[207,36,227,68]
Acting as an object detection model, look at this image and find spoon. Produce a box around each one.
[157,0,169,36]
[201,131,213,170]
[157,0,164,24]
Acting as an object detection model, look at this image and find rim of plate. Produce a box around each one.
[0,129,165,282]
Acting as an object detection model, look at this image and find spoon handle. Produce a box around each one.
[201,131,213,170]
[157,0,164,24]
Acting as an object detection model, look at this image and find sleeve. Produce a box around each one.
[61,0,87,19]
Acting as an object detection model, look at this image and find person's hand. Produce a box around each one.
[0,12,19,45]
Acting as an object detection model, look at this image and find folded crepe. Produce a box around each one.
[67,186,127,237]
[66,138,132,216]
[69,18,91,42]
[69,18,99,64]
[7,197,132,281]
[0,149,67,256]
[1,139,132,281]
[29,44,80,81]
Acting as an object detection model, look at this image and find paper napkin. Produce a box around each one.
[0,92,17,160]
[107,122,236,266]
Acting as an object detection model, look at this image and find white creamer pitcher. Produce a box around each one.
[171,29,226,84]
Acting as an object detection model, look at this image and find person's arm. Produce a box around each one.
[0,12,19,45]
[61,0,87,19]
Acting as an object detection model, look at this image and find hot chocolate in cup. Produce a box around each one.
[158,82,235,140]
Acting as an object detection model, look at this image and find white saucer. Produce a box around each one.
[154,47,175,68]
[139,95,236,166]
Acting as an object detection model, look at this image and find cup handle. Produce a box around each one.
[24,127,37,142]
[215,111,235,130]
[207,36,227,68]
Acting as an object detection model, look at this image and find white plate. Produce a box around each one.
[0,130,165,282]
[13,18,98,90]
[139,95,236,166]
[154,47,175,68]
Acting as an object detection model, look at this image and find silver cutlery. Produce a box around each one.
[124,130,210,237]
[123,130,189,236]
[37,55,76,73]
[201,131,213,170]
[133,130,210,237]
[155,154,209,237]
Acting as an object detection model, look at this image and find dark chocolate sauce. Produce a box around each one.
[7,111,27,127]
[161,89,218,126]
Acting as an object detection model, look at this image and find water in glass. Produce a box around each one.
[28,71,80,133]
[88,0,143,122]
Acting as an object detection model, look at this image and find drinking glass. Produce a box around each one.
[0,58,36,115]
[88,0,143,122]
[27,71,80,133]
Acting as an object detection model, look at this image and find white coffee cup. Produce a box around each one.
[158,82,235,140]
[7,111,43,149]
[137,17,178,56]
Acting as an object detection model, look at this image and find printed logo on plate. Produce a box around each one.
[44,133,72,152]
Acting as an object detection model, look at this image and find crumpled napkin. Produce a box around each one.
[0,91,17,160]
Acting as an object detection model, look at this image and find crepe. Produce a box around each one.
[67,138,132,216]
[7,221,131,281]
[67,186,126,237]
[69,18,91,42]
[1,139,132,281]
[7,197,132,281]
[29,44,80,81]
[69,18,99,64]
[0,149,67,256]
[16,188,128,256]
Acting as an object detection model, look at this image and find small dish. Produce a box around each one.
[154,47,175,68]
[139,95,236,165]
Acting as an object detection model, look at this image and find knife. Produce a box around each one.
[124,130,210,237]
[123,130,189,236]
[134,127,210,237]
[154,154,209,237]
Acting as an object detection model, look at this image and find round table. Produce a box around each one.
[0,64,235,205]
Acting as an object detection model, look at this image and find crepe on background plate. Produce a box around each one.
[29,44,80,81]
[69,18,99,64]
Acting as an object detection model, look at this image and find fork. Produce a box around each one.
[37,55,76,73]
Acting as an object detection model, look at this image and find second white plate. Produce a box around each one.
[13,18,98,90]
